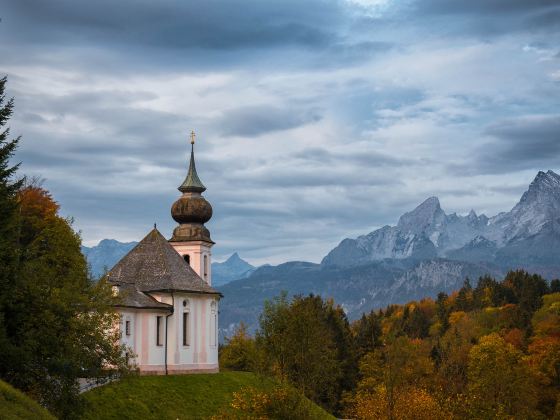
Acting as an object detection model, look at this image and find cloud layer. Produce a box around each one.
[1,0,559,264]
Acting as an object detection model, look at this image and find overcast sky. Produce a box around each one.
[1,0,559,265]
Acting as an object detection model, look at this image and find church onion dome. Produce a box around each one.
[171,195,212,224]
[170,131,214,243]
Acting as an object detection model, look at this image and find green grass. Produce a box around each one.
[80,371,335,419]
[0,379,55,420]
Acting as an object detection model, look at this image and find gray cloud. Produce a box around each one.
[3,0,345,50]
[419,0,559,15]
[2,0,560,265]
[411,0,560,37]
[217,106,322,137]
[448,115,560,175]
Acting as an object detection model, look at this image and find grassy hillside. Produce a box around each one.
[0,380,55,420]
[81,372,334,419]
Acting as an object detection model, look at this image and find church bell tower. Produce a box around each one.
[169,131,214,285]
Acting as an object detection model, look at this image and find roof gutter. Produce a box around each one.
[165,292,174,375]
[146,288,223,298]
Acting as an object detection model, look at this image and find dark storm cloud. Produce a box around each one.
[3,0,346,50]
[451,115,560,175]
[419,0,559,15]
[412,0,560,36]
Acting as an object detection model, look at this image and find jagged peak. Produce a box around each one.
[420,196,441,208]
[468,209,477,218]
[226,252,242,262]
[517,169,560,206]
[531,169,560,188]
[398,196,444,231]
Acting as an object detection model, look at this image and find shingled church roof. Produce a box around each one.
[106,228,221,309]
[114,283,173,311]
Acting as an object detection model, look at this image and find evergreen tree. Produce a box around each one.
[455,278,472,312]
[436,292,450,334]
[404,307,431,339]
[354,312,382,359]
[0,75,24,390]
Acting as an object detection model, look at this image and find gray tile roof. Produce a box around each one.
[106,228,221,309]
[115,283,172,311]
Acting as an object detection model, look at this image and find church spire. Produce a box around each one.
[178,131,206,193]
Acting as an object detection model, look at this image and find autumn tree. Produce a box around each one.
[0,185,131,417]
[467,333,539,418]
[527,293,560,415]
[219,322,257,372]
[349,336,436,419]
[434,311,479,396]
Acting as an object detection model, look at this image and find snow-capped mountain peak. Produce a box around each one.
[397,196,445,234]
[323,170,560,267]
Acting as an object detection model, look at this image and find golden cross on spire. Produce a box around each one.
[190,130,196,145]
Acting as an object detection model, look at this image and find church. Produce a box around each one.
[106,133,221,374]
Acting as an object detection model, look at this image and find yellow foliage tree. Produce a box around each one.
[467,333,539,418]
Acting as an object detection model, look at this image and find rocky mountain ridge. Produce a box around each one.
[218,170,560,335]
[322,170,560,268]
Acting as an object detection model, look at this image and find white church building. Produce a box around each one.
[106,134,221,374]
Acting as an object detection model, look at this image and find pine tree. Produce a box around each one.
[436,292,450,334]
[0,76,24,380]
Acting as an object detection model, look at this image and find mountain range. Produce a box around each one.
[83,170,560,337]
[218,170,560,335]
[82,242,255,285]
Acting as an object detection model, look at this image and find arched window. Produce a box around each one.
[203,255,208,279]
[183,254,190,265]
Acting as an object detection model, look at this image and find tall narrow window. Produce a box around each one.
[156,316,163,346]
[184,254,190,265]
[210,301,217,347]
[203,255,208,280]
[125,320,131,336]
[183,312,190,346]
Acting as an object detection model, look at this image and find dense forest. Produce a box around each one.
[220,271,560,419]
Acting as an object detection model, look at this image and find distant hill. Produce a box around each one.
[80,372,334,419]
[0,379,55,420]
[218,170,560,336]
[82,240,254,285]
